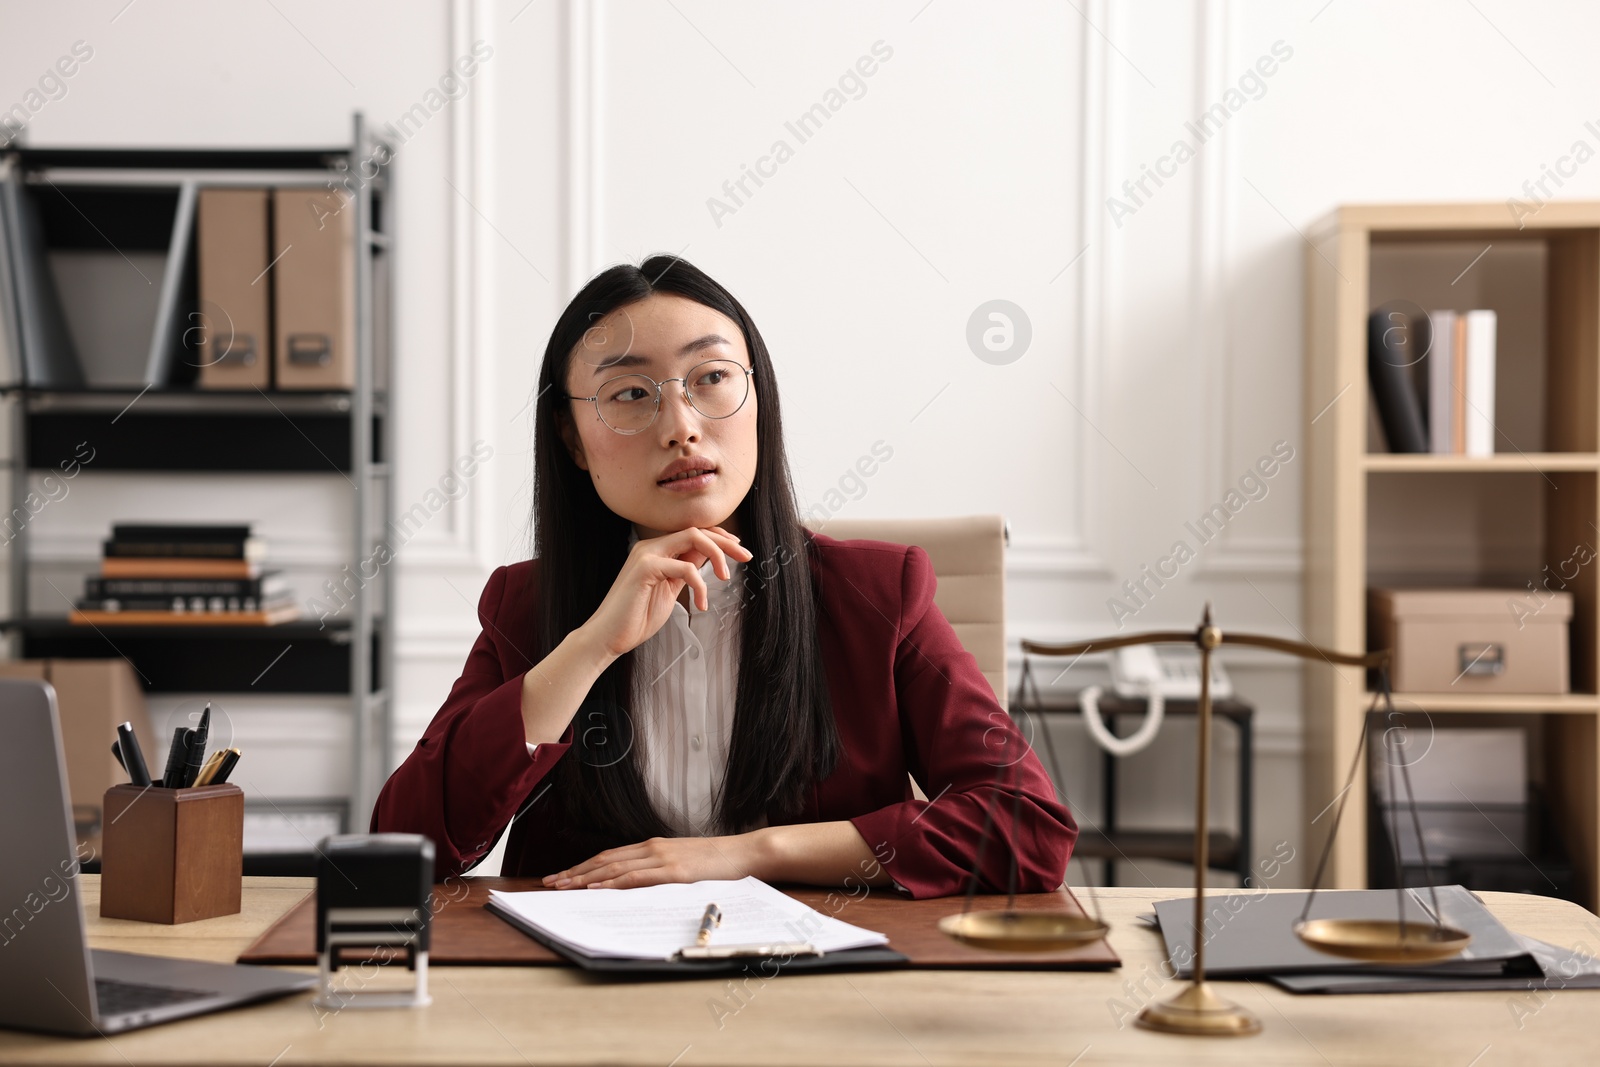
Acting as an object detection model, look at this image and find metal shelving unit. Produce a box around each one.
[0,114,395,859]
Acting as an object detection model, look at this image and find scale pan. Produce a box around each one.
[938,910,1109,951]
[1294,918,1471,963]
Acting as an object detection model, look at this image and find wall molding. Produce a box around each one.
[1069,0,1112,577]
[1006,534,1115,579]
[394,0,496,570]
[1182,0,1304,583]
[564,0,602,294]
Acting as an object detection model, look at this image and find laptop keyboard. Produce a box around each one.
[96,977,213,1016]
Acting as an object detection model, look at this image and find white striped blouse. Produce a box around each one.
[525,554,746,837]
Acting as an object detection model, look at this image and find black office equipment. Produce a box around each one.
[315,834,434,1009]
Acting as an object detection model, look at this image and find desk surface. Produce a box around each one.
[5,878,1599,1066]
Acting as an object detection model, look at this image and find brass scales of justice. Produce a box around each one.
[935,604,1472,1037]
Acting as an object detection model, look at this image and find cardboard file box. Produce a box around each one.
[1368,587,1572,693]
[196,187,272,389]
[100,783,243,924]
[0,659,152,832]
[272,187,356,389]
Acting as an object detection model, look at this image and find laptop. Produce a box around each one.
[0,678,316,1036]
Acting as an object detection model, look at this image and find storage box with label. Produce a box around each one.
[1367,587,1572,693]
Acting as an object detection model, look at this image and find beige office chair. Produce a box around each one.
[804,514,1010,704]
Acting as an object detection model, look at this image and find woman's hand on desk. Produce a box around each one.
[541,823,897,890]
[583,526,753,659]
[542,834,759,889]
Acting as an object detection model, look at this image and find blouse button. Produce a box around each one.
[691,735,704,750]
[688,646,701,660]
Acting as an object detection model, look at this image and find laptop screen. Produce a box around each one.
[0,678,101,1034]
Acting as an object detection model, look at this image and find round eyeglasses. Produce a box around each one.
[565,359,756,435]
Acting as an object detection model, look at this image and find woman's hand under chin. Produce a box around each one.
[542,832,769,890]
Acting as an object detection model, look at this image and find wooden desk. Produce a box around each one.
[5,878,1599,1066]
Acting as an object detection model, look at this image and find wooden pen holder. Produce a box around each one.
[100,783,244,924]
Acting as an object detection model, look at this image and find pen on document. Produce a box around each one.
[116,721,153,787]
[696,903,722,947]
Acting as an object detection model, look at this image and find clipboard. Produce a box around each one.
[483,895,909,977]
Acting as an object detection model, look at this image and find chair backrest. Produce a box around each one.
[804,514,1008,704]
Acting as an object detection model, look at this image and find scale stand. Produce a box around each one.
[966,603,1469,1038]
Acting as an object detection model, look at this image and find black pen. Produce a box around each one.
[180,703,211,788]
[111,740,126,773]
[116,721,152,787]
[211,748,241,785]
[194,703,210,751]
[161,726,190,789]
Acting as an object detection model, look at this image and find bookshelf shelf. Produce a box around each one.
[0,116,395,861]
[4,385,381,404]
[0,616,372,695]
[1363,453,1600,473]
[0,616,352,634]
[1378,691,1600,714]
[1305,200,1600,911]
[21,395,387,472]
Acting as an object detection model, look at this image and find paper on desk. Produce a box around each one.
[487,876,889,960]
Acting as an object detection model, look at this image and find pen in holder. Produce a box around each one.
[99,782,244,924]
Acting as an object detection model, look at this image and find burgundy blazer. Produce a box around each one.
[370,531,1077,898]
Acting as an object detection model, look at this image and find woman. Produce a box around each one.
[371,255,1076,898]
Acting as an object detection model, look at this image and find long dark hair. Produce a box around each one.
[526,255,837,842]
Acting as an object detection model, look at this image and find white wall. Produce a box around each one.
[0,0,489,825]
[9,0,1600,885]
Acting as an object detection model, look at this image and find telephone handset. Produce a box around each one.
[1111,645,1232,700]
[1080,646,1233,756]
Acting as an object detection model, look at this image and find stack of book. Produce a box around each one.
[1367,306,1497,455]
[70,524,300,626]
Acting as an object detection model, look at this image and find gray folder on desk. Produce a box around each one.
[1154,886,1538,979]
[1271,933,1600,994]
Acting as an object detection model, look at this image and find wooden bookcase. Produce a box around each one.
[1304,201,1600,911]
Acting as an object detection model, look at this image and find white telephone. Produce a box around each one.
[1079,646,1233,757]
